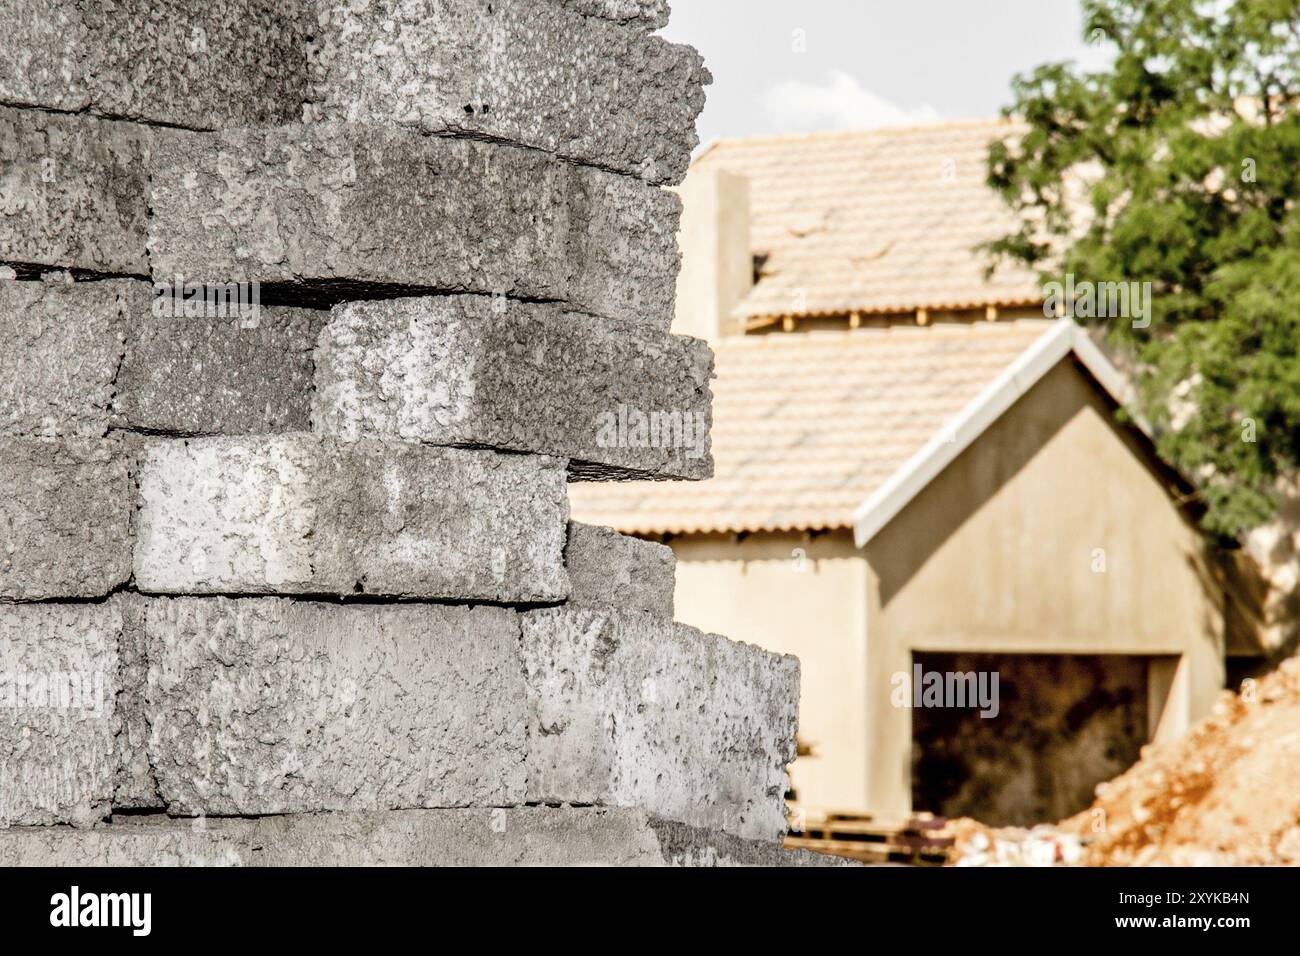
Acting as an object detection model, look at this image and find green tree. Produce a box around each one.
[987,0,1300,538]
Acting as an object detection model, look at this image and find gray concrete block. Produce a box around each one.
[133,434,569,601]
[0,106,155,276]
[0,808,852,866]
[141,597,527,816]
[0,437,134,601]
[0,277,139,439]
[0,601,121,827]
[0,0,308,129]
[312,296,711,479]
[565,522,675,617]
[113,594,159,810]
[306,0,707,184]
[557,0,670,29]
[521,606,799,842]
[146,124,680,326]
[116,304,324,435]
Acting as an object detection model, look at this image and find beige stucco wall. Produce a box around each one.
[668,531,868,816]
[863,358,1226,819]
[668,357,1227,823]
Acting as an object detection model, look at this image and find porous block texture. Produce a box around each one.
[0,0,308,129]
[521,606,799,841]
[0,277,138,439]
[116,305,324,435]
[133,434,569,601]
[0,106,154,275]
[306,0,707,183]
[142,597,527,815]
[0,437,134,600]
[312,295,712,478]
[113,594,158,810]
[557,0,670,29]
[565,522,675,617]
[147,125,680,323]
[0,601,121,827]
[0,809,851,866]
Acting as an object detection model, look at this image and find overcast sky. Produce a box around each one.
[662,0,1112,145]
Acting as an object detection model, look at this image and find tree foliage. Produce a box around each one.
[988,0,1300,538]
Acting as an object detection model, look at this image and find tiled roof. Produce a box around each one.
[568,320,1056,535]
[695,118,1043,321]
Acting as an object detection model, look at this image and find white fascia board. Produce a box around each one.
[852,320,1131,547]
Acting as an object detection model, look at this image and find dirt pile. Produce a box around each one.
[1059,656,1300,865]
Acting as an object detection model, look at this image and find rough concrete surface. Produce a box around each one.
[0,106,157,275]
[306,0,707,184]
[521,605,799,842]
[146,124,680,324]
[565,522,675,618]
[0,808,849,866]
[134,434,569,600]
[116,305,324,435]
[0,437,134,600]
[113,593,158,810]
[557,0,670,29]
[0,277,138,439]
[0,0,308,129]
[312,295,712,478]
[0,601,121,827]
[142,597,527,815]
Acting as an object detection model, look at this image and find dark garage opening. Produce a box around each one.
[911,651,1150,827]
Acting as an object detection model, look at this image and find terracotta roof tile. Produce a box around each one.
[569,321,1056,535]
[693,119,1042,319]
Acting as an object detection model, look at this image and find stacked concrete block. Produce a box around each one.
[0,0,839,866]
[312,295,712,479]
[521,605,799,842]
[0,437,134,601]
[0,106,157,276]
[133,435,569,601]
[565,521,676,617]
[116,304,324,436]
[147,125,681,321]
[0,277,133,439]
[0,0,309,129]
[0,809,852,867]
[305,0,708,183]
[0,601,122,827]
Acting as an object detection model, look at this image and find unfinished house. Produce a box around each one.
[571,121,1265,827]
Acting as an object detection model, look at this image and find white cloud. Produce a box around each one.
[764,70,941,132]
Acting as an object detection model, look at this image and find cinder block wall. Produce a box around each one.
[0,0,830,867]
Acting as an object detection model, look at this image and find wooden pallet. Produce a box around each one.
[786,812,953,865]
